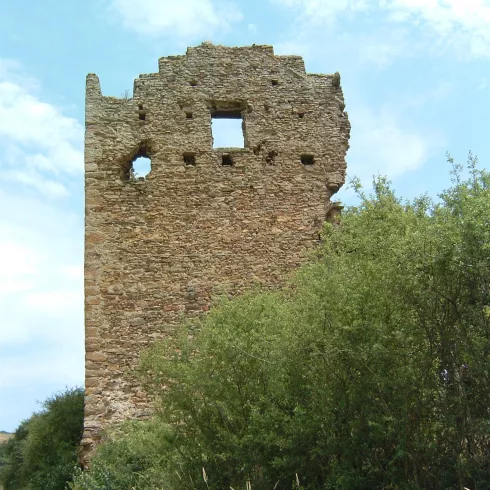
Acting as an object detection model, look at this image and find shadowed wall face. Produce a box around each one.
[82,43,350,463]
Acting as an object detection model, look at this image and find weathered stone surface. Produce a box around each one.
[81,43,350,465]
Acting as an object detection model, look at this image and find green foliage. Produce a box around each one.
[74,154,490,489]
[0,439,8,472]
[0,387,84,490]
[70,420,183,490]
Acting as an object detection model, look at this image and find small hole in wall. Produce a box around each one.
[185,112,193,119]
[183,153,196,166]
[301,154,314,166]
[266,150,278,165]
[138,104,146,121]
[271,79,279,86]
[222,154,234,166]
[298,112,305,119]
[132,156,152,178]
[189,80,197,87]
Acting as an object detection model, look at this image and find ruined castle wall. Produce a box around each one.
[83,43,350,459]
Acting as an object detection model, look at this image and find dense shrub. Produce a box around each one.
[69,420,183,490]
[0,387,84,490]
[73,155,490,489]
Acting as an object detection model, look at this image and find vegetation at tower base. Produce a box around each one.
[0,388,84,490]
[71,154,490,490]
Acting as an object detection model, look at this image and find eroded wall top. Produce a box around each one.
[85,42,350,188]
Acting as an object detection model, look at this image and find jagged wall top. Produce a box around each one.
[85,43,339,101]
[84,42,349,181]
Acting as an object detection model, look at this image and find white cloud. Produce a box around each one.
[0,191,83,345]
[273,0,369,24]
[24,290,82,320]
[0,61,84,429]
[0,61,83,199]
[273,0,490,59]
[356,30,411,66]
[274,39,314,59]
[60,264,84,281]
[342,106,444,192]
[477,77,488,90]
[0,239,41,295]
[0,347,83,390]
[4,170,69,198]
[353,109,426,177]
[385,0,490,58]
[109,0,243,41]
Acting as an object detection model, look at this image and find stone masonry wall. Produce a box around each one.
[82,43,350,463]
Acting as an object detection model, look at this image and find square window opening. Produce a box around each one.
[183,153,196,166]
[211,116,245,149]
[222,154,234,166]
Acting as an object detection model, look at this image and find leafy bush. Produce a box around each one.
[70,420,184,490]
[74,155,490,489]
[0,387,84,490]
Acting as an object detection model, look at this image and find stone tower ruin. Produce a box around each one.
[82,43,350,460]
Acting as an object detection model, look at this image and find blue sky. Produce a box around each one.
[0,0,489,431]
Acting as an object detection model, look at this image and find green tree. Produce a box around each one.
[0,387,84,490]
[73,154,490,489]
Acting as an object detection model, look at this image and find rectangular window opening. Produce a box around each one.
[301,154,315,165]
[183,152,196,166]
[222,154,234,166]
[211,116,245,149]
[211,105,245,149]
